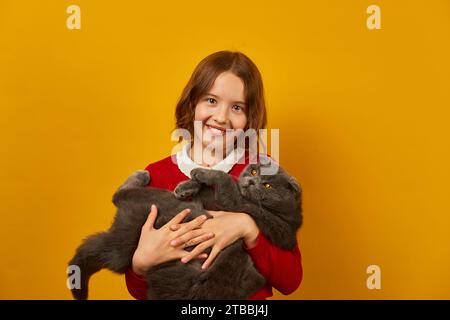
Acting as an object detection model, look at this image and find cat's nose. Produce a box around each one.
[242,179,255,187]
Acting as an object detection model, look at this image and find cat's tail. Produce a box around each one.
[68,231,111,300]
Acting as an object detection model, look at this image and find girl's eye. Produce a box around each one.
[264,183,272,189]
[251,169,257,176]
[207,98,216,104]
[232,105,243,112]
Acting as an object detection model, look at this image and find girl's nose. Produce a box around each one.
[212,103,229,125]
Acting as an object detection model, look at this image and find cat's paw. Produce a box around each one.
[190,168,211,181]
[174,180,201,199]
[191,168,228,183]
[134,170,150,186]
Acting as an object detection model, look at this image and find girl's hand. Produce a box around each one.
[131,205,214,276]
[169,211,260,270]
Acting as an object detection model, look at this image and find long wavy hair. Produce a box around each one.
[175,51,267,149]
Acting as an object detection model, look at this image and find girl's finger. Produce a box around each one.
[166,208,191,228]
[170,229,213,247]
[181,239,214,264]
[194,253,208,260]
[177,232,215,248]
[176,251,208,261]
[201,246,221,270]
[173,214,208,237]
[143,204,158,230]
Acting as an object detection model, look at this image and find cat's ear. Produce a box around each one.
[288,176,301,195]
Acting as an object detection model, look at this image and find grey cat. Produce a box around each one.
[68,162,302,300]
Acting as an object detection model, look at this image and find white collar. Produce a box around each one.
[176,144,246,178]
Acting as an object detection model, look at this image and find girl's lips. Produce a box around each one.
[205,124,228,136]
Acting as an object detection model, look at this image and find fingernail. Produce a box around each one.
[201,215,207,220]
[151,204,156,210]
[170,240,177,246]
[181,257,188,263]
[208,233,214,237]
[201,263,208,270]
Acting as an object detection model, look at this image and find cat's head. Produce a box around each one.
[238,162,302,218]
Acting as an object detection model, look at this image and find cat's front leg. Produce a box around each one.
[190,168,241,209]
[190,168,230,185]
[174,179,202,199]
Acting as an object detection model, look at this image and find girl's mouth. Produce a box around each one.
[205,124,228,136]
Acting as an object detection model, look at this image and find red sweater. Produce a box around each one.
[125,153,303,300]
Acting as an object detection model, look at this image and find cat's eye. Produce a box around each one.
[251,169,257,176]
[264,183,272,189]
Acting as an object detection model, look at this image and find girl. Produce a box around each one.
[126,51,303,300]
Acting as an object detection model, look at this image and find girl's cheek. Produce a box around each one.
[231,115,248,130]
[194,104,213,121]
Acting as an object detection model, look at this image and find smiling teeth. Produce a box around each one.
[207,125,226,135]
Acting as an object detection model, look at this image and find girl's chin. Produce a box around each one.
[201,140,227,150]
[200,135,235,152]
[203,132,226,144]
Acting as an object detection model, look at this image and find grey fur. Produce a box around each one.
[68,162,302,300]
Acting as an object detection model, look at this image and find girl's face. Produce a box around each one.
[194,71,248,156]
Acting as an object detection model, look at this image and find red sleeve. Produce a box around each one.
[244,232,303,295]
[125,267,148,300]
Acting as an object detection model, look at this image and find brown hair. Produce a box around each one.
[175,51,267,140]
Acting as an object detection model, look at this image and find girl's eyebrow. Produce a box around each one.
[206,93,246,105]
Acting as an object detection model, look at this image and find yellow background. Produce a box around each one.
[1,0,449,299]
